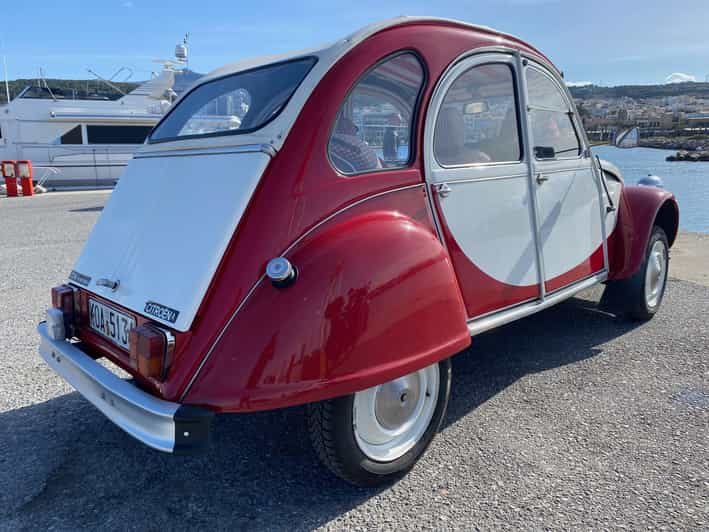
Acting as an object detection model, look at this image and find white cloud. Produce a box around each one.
[664,72,697,84]
[566,81,593,87]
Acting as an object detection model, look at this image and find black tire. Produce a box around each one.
[307,358,452,487]
[601,225,669,321]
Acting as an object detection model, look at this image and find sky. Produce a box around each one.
[2,0,708,86]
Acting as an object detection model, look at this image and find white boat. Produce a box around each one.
[0,39,200,188]
[614,126,639,149]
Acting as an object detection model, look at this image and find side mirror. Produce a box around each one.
[534,146,556,159]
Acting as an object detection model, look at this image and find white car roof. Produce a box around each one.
[139,17,532,155]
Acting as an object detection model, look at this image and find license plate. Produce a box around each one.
[88,299,136,350]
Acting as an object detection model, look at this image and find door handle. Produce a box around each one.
[536,173,549,185]
[436,183,452,198]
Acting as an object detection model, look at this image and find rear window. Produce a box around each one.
[150,57,317,142]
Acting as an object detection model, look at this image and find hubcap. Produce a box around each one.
[353,363,440,462]
[645,240,667,309]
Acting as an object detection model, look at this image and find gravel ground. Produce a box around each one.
[0,192,707,531]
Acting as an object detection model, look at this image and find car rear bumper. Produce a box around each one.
[37,321,213,454]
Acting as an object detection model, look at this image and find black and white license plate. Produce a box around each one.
[88,298,136,350]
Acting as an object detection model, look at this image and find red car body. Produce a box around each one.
[39,17,678,458]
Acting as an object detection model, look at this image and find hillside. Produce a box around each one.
[0,78,140,104]
[2,78,708,105]
[568,82,709,100]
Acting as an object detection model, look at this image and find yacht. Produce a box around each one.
[0,39,200,188]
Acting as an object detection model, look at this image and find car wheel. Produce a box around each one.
[307,358,451,487]
[601,225,669,321]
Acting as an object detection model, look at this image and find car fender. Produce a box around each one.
[608,184,679,280]
[183,196,470,412]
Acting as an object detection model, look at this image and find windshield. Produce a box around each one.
[150,57,317,142]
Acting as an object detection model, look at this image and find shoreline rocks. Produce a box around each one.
[666,150,709,162]
[640,137,708,151]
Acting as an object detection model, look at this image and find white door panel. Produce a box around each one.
[439,176,539,286]
[535,167,602,280]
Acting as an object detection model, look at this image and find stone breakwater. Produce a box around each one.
[640,137,708,151]
[637,137,709,161]
[665,150,709,162]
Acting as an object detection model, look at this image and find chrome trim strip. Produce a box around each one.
[529,166,585,176]
[135,144,277,160]
[37,322,179,453]
[436,158,524,170]
[442,173,528,185]
[467,271,607,336]
[466,296,539,321]
[515,50,547,301]
[179,183,425,401]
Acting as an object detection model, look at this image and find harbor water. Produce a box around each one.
[594,145,709,233]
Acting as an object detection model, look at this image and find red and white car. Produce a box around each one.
[39,17,679,486]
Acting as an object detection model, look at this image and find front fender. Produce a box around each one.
[608,184,679,280]
[184,189,470,412]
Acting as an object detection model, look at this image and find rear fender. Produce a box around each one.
[183,188,470,412]
[608,185,679,280]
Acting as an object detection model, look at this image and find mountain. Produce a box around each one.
[568,82,709,100]
[4,76,707,106]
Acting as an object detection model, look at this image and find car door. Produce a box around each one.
[523,63,606,292]
[424,53,542,319]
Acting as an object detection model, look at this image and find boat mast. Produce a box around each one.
[1,37,10,103]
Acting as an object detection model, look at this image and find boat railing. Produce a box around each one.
[33,166,60,188]
[13,142,141,161]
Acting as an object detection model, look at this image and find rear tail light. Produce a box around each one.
[50,284,78,338]
[1,161,16,178]
[130,324,175,380]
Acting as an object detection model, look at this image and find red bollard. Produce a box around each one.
[17,160,34,196]
[2,160,18,197]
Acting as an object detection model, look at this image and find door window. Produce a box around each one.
[433,63,521,167]
[526,68,580,159]
[328,52,424,175]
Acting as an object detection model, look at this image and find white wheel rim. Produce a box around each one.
[645,239,667,309]
[353,363,440,462]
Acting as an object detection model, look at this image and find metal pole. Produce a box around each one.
[1,37,10,104]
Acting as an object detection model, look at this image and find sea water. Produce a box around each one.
[594,145,708,233]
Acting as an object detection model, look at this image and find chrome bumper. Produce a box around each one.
[37,321,212,454]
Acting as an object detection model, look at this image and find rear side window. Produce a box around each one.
[328,53,425,175]
[526,68,580,159]
[434,63,521,167]
[150,57,317,142]
[86,125,152,144]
